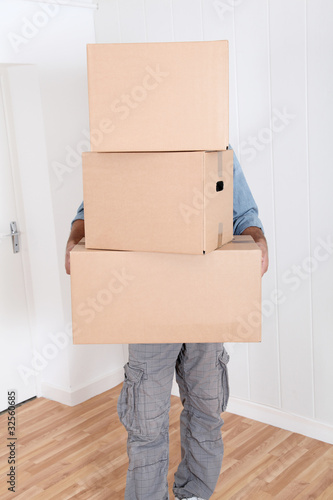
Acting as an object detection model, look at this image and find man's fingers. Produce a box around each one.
[261,251,269,276]
[256,241,269,277]
[65,242,76,275]
[65,252,70,275]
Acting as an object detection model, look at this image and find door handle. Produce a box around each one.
[0,221,20,253]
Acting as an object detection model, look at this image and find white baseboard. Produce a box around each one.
[171,378,333,445]
[41,366,124,407]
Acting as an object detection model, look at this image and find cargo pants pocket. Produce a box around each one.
[217,347,230,412]
[117,362,145,435]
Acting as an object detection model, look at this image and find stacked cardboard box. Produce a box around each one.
[82,150,233,255]
[70,41,262,344]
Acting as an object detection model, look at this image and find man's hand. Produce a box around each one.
[65,220,85,275]
[241,226,268,277]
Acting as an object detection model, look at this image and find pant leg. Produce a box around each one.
[173,343,230,500]
[117,343,182,500]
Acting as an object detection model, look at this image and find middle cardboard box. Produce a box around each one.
[83,149,233,255]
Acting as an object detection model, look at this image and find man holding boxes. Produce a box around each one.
[65,41,268,500]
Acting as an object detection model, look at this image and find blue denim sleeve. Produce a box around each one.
[230,145,265,235]
[71,201,84,228]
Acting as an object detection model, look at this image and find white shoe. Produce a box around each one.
[175,497,206,500]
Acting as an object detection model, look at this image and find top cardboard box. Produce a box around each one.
[87,40,229,152]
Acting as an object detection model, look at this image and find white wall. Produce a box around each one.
[94,0,333,443]
[0,0,125,405]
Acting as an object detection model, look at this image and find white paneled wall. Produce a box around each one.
[269,0,313,418]
[94,0,333,441]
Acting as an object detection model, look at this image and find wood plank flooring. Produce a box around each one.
[0,385,332,499]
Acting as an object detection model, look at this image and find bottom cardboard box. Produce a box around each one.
[70,235,262,344]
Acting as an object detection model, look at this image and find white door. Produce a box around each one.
[0,74,37,411]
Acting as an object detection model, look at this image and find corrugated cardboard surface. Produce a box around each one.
[83,150,233,255]
[87,40,229,152]
[70,235,261,344]
[204,149,233,253]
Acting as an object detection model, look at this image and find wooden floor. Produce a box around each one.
[0,385,332,500]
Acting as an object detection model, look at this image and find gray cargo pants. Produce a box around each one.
[117,343,230,500]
